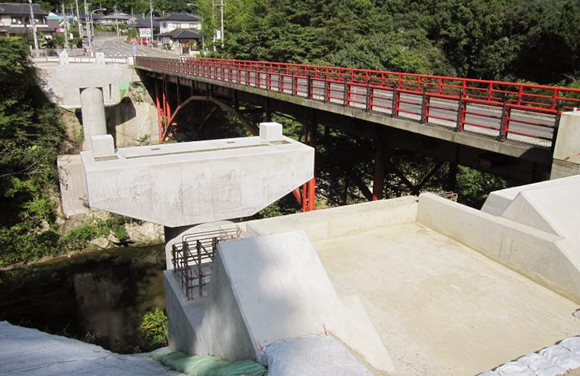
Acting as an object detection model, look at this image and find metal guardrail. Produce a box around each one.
[135,56,580,148]
[171,226,243,300]
[33,56,130,64]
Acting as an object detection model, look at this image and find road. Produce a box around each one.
[92,35,173,59]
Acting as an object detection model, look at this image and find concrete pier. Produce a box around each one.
[79,87,107,145]
[56,55,123,150]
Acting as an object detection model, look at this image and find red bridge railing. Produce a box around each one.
[136,56,580,148]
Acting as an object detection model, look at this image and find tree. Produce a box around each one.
[0,38,64,266]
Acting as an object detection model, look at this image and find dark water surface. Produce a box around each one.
[0,244,166,353]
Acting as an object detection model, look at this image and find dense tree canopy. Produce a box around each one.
[0,38,65,265]
[38,0,580,83]
[200,0,579,84]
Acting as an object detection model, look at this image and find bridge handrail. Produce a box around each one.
[178,57,580,112]
[135,56,576,147]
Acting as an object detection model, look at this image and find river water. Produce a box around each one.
[0,244,166,353]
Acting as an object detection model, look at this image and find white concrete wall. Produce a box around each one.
[39,63,139,109]
[246,196,418,241]
[417,193,580,304]
[217,230,398,374]
[197,251,256,361]
[482,174,580,216]
[164,270,205,355]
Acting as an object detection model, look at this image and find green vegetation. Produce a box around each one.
[139,307,168,350]
[0,38,64,266]
[0,38,136,267]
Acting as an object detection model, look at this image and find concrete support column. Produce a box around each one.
[80,87,107,150]
[551,111,580,179]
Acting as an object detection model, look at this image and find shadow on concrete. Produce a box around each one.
[105,97,137,144]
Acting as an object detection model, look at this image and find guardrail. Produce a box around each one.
[135,57,580,148]
[33,56,130,64]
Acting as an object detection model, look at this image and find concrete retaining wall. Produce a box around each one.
[246,196,418,241]
[417,193,580,304]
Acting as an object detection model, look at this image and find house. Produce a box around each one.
[158,12,200,34]
[0,2,51,37]
[46,12,74,31]
[134,16,159,44]
[156,28,201,54]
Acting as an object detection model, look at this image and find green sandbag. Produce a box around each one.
[151,347,266,376]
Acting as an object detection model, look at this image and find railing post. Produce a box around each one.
[498,95,510,141]
[391,84,398,118]
[366,81,373,112]
[420,86,428,124]
[343,78,348,107]
[551,100,563,152]
[345,79,351,107]
[456,96,465,133]
[307,73,313,100]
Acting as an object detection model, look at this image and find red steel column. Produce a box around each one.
[308,178,316,211]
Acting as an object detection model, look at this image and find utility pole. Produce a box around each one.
[75,0,81,37]
[84,0,90,56]
[149,0,154,47]
[219,0,223,48]
[28,0,39,57]
[114,4,119,37]
[62,3,69,49]
[211,0,224,49]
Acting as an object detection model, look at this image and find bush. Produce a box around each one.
[139,308,168,350]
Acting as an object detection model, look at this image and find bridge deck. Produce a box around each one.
[136,57,580,154]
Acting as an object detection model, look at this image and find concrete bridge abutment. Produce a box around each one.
[551,111,580,179]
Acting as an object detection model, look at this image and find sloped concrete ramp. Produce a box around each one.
[165,230,398,375]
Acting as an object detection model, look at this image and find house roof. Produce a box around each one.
[0,25,53,34]
[158,12,199,22]
[135,16,160,28]
[101,13,132,20]
[156,28,200,40]
[0,3,47,16]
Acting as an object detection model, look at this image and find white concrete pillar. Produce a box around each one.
[80,87,107,151]
[551,111,580,179]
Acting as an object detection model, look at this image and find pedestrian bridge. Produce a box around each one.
[134,56,580,182]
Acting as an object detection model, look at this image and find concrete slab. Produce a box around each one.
[81,129,314,227]
[312,222,580,376]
